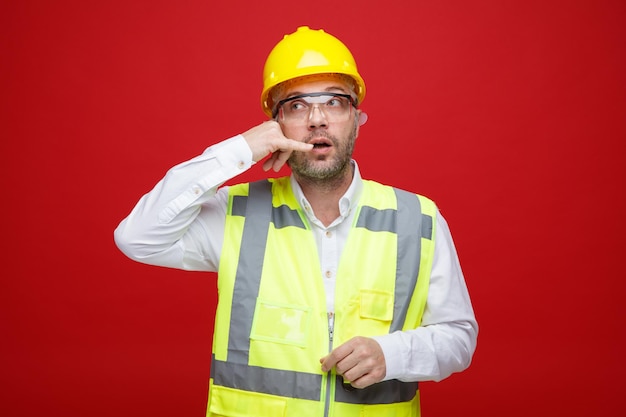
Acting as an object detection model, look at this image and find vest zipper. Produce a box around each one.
[323,312,335,417]
[327,312,334,344]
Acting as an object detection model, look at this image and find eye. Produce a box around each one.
[288,100,309,112]
[325,96,348,108]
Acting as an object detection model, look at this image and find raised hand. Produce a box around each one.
[241,121,313,172]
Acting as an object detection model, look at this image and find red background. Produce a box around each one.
[2,1,625,416]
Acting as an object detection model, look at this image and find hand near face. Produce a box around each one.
[241,121,313,172]
[320,336,386,389]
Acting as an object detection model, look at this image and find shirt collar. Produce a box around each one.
[290,160,363,223]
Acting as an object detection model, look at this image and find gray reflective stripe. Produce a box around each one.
[355,206,396,232]
[354,192,432,239]
[231,195,247,217]
[212,355,322,401]
[226,180,272,364]
[390,188,423,333]
[421,210,433,240]
[232,186,306,229]
[273,204,306,229]
[334,376,418,404]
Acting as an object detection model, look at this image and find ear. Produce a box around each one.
[358,111,368,126]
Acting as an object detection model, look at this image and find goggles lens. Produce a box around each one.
[275,92,355,124]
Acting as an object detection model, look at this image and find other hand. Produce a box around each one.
[320,336,386,389]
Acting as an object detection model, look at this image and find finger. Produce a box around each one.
[262,153,278,172]
[293,141,313,152]
[261,150,289,172]
[334,353,360,377]
[340,359,367,383]
[287,140,314,153]
[270,137,313,155]
[348,373,378,389]
[334,337,385,377]
[271,150,292,172]
[320,343,354,373]
[342,355,386,387]
[320,353,338,373]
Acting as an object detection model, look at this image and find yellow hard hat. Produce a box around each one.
[261,26,366,117]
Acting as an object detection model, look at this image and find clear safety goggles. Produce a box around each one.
[274,92,357,124]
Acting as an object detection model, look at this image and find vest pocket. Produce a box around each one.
[340,290,393,341]
[359,289,393,321]
[208,385,287,417]
[250,299,311,347]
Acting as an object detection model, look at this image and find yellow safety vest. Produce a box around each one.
[207,177,437,417]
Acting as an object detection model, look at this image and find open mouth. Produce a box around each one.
[310,137,332,149]
[313,143,331,148]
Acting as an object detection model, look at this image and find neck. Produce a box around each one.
[294,164,354,227]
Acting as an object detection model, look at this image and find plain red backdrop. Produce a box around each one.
[2,1,625,416]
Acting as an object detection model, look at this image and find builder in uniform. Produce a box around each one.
[115,26,478,417]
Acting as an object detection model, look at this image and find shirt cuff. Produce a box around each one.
[157,135,254,224]
[371,333,406,381]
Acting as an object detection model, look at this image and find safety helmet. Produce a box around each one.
[261,26,366,117]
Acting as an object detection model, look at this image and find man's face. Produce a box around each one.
[275,75,360,182]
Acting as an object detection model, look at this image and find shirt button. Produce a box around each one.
[192,186,201,195]
[325,231,332,238]
[325,270,332,279]
[237,161,245,169]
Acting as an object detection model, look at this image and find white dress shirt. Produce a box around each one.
[114,134,478,382]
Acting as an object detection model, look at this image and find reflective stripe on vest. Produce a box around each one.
[211,178,435,409]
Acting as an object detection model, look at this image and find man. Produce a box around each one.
[115,26,478,417]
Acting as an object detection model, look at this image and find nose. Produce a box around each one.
[307,104,328,128]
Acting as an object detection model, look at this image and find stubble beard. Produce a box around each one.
[288,124,358,189]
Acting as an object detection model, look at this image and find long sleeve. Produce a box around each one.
[114,135,254,271]
[372,211,478,382]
